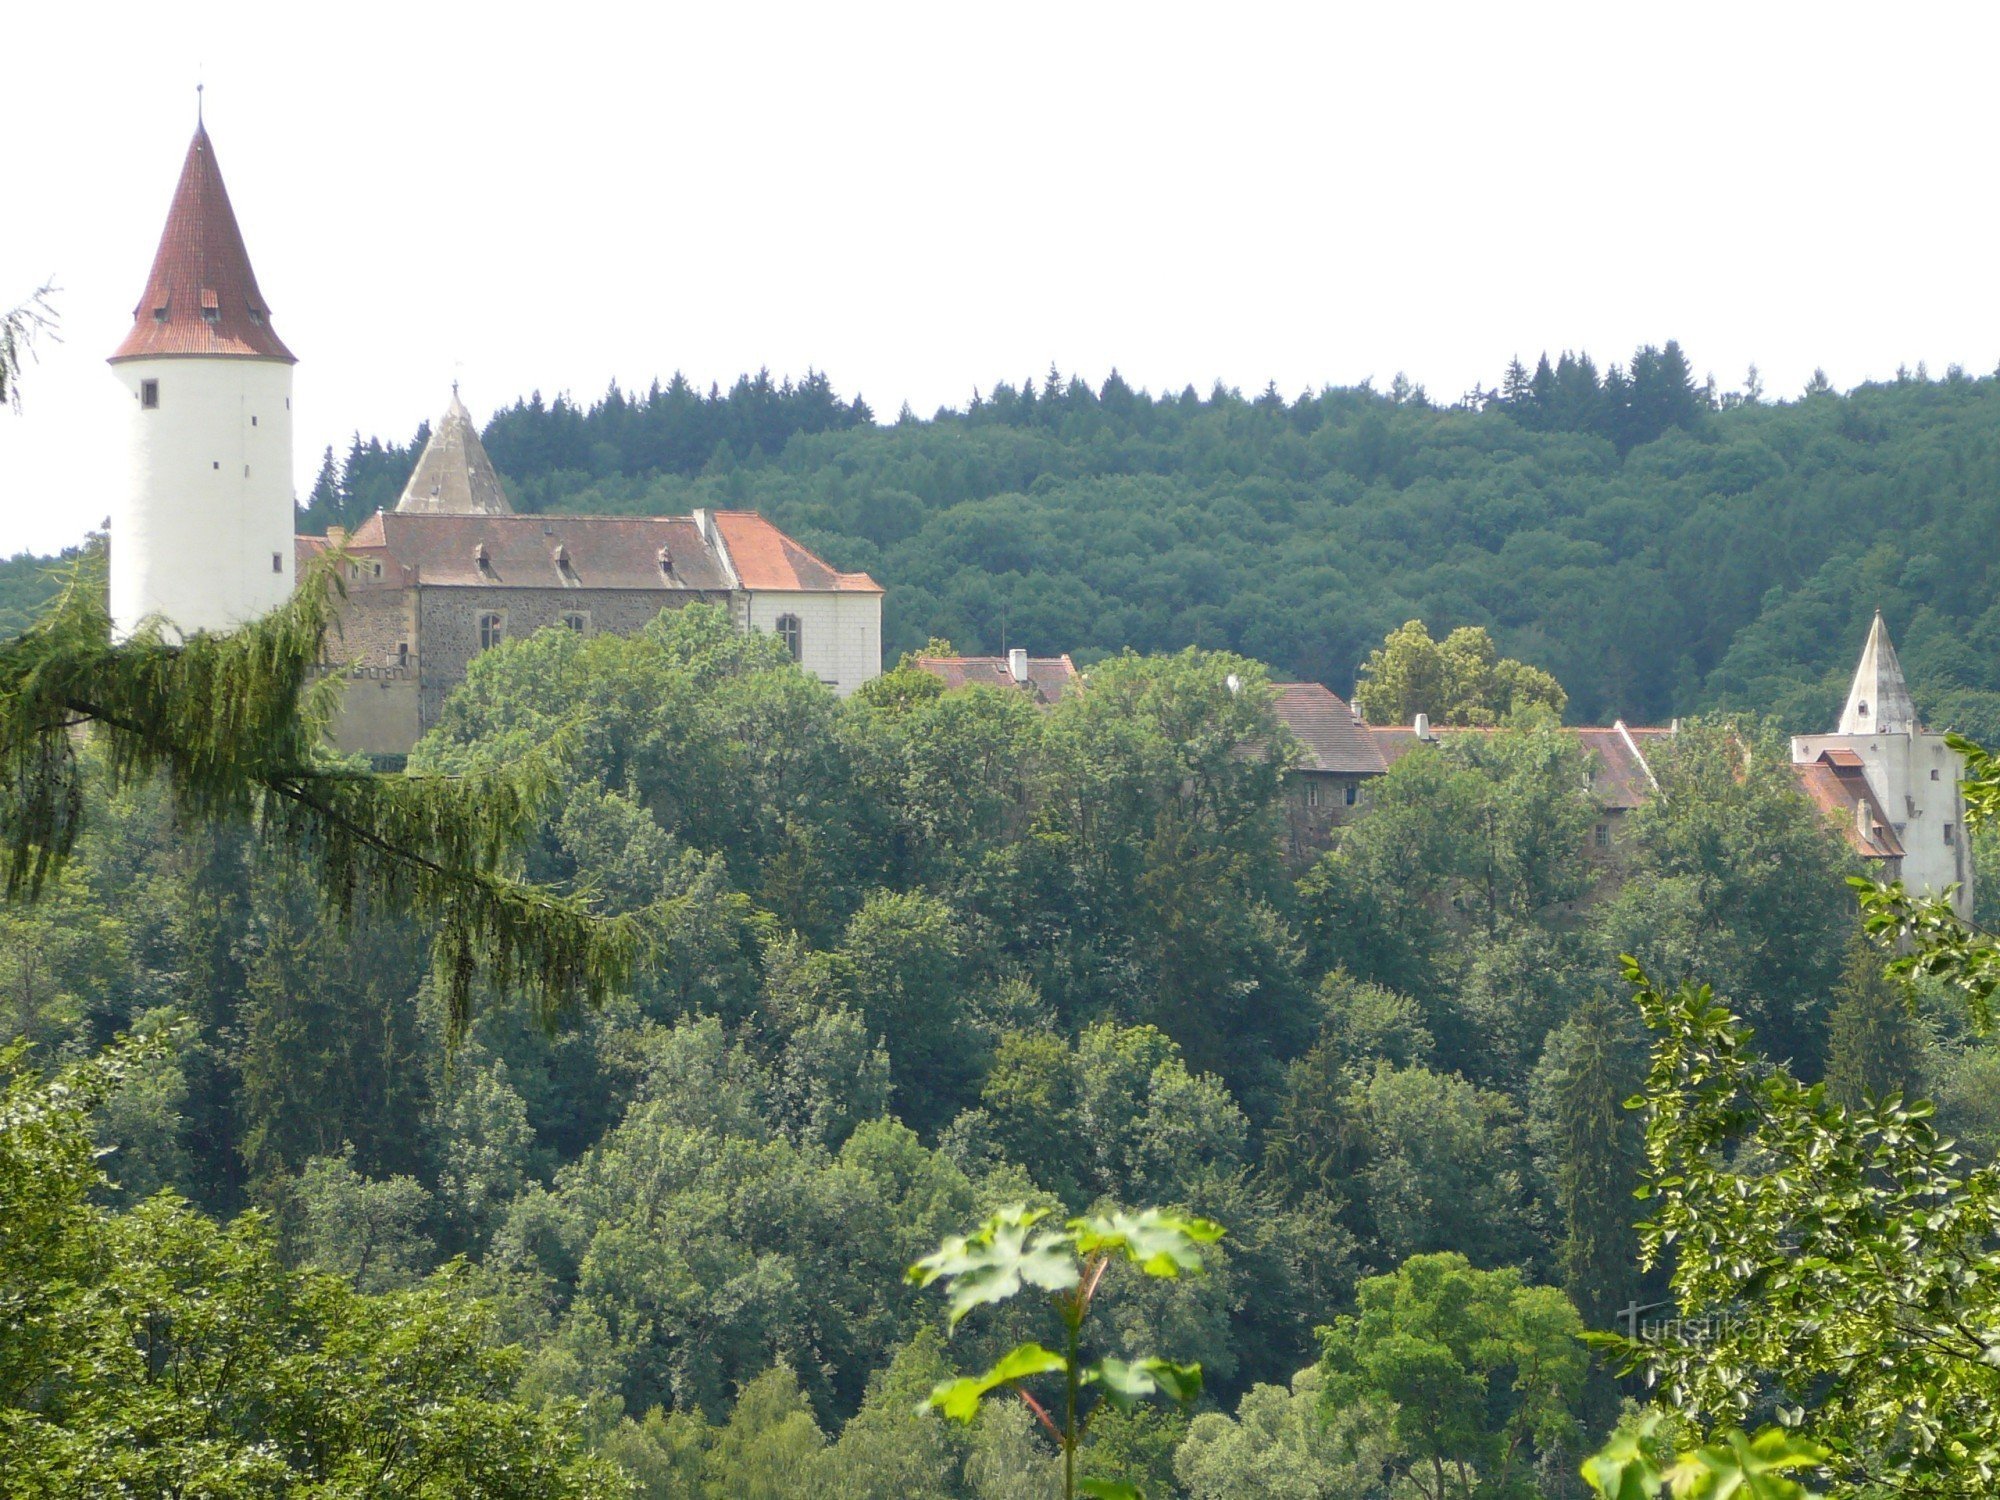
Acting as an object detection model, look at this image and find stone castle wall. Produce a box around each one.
[416,587,730,728]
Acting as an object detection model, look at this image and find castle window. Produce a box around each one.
[1345,782,1359,806]
[1932,769,1941,781]
[271,552,283,573]
[251,415,258,426]
[1306,781,1320,809]
[140,379,159,409]
[397,643,409,669]
[479,612,506,651]
[561,611,590,634]
[776,613,803,661]
[1594,823,1611,849]
[1945,823,1957,845]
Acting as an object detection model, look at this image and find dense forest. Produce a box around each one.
[281,345,2000,742]
[11,344,2000,1494]
[8,581,1995,1493]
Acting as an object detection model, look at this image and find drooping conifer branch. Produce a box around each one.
[0,550,640,1034]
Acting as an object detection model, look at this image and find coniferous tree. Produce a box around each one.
[1825,936,1924,1110]
[1534,997,1643,1329]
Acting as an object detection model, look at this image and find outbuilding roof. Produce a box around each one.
[110,124,295,363]
[1270,683,1388,775]
[1369,720,1671,809]
[913,654,1080,704]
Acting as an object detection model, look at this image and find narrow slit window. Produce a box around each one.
[140,379,159,409]
[271,552,283,574]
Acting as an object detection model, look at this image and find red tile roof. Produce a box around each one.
[711,511,881,593]
[1796,752,1903,860]
[111,125,295,363]
[913,655,1080,704]
[1271,683,1388,775]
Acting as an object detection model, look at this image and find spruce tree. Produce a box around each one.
[1826,935,1923,1110]
[1540,997,1642,1329]
[0,549,642,1037]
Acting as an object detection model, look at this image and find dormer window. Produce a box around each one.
[152,306,168,323]
[474,542,492,575]
[1857,700,1869,718]
[200,288,219,324]
[657,545,673,575]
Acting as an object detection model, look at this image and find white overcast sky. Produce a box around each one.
[5,1,1999,556]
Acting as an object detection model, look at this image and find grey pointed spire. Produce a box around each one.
[1838,610,1916,735]
[394,389,514,515]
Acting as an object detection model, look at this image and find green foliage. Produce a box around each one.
[0,1038,616,1496]
[909,1205,1223,1499]
[1317,1252,1588,1500]
[1600,956,2000,1492]
[1354,619,1568,726]
[0,549,641,1036]
[1858,731,2000,1027]
[1581,1414,1824,1500]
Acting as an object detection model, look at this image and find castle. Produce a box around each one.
[110,121,882,756]
[111,120,1974,915]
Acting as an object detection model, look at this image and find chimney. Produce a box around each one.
[1008,648,1029,683]
[1414,712,1431,740]
[326,525,347,547]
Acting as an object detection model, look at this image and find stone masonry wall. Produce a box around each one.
[416,587,730,728]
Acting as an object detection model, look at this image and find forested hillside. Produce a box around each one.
[290,348,2000,740]
[13,591,1990,1493]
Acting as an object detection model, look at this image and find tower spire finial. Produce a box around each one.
[196,82,204,127]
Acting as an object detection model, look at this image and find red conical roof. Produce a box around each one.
[109,123,295,363]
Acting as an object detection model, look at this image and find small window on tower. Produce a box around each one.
[271,553,283,574]
[397,643,410,669]
[1945,823,1958,845]
[1932,768,1941,781]
[251,415,258,427]
[140,380,159,409]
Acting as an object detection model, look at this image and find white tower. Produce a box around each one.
[108,119,296,639]
[1793,611,1974,916]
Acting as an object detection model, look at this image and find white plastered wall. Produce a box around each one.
[1793,729,1973,916]
[743,588,881,695]
[109,355,295,639]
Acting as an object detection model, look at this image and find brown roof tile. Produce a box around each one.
[111,125,295,363]
[1271,683,1388,775]
[335,513,731,591]
[913,655,1080,704]
[1368,720,1670,808]
[1796,754,1903,860]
